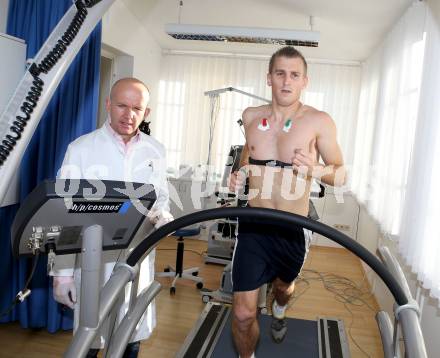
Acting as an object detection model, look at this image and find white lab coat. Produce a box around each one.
[53,123,169,348]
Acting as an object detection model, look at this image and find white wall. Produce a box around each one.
[428,0,440,26]
[356,205,440,357]
[102,0,162,125]
[0,0,9,33]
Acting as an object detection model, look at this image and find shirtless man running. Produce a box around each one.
[229,46,346,358]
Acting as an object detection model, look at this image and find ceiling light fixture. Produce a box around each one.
[165,23,320,47]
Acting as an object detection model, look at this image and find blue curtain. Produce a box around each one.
[0,0,101,332]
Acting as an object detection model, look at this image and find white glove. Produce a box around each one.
[147,209,174,229]
[53,276,76,309]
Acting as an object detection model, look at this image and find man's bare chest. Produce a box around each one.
[246,117,315,162]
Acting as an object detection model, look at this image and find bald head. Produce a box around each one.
[110,77,150,102]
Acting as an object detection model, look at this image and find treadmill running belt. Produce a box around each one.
[211,314,319,357]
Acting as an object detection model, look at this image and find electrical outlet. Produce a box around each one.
[333,224,351,231]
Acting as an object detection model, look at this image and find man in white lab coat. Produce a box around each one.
[51,77,172,357]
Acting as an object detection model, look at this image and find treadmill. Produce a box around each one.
[11,179,162,358]
[127,207,428,358]
[13,187,428,357]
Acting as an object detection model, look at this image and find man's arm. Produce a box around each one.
[315,114,346,186]
[228,105,264,192]
[147,146,173,228]
[292,113,346,187]
[52,143,78,309]
[239,143,250,168]
[53,143,78,277]
[228,143,249,192]
[152,159,170,213]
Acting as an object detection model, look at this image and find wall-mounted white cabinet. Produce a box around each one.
[0,32,26,207]
[0,0,8,33]
[311,190,360,247]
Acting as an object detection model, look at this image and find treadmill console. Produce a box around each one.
[11,179,156,257]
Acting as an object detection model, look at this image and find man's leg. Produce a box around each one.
[273,278,295,307]
[85,341,140,358]
[271,278,295,343]
[86,349,99,358]
[123,341,140,358]
[232,289,260,358]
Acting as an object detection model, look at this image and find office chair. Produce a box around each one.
[156,226,204,295]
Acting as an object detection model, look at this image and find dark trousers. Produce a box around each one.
[86,341,140,358]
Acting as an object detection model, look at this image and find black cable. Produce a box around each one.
[268,268,374,357]
[156,248,203,256]
[237,118,245,138]
[138,121,151,135]
[0,251,40,319]
[0,0,102,167]
[0,298,18,319]
[355,201,361,241]
[23,250,40,291]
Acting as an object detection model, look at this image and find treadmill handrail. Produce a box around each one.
[106,281,162,358]
[64,264,137,358]
[378,246,427,358]
[127,207,428,358]
[378,246,413,302]
[127,207,407,305]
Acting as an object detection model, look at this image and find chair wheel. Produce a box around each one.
[164,267,170,272]
[196,282,203,289]
[192,271,199,276]
[170,287,176,295]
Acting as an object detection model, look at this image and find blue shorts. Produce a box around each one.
[232,218,311,292]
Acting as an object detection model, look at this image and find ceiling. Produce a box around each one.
[121,0,413,62]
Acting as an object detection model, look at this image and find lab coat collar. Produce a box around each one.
[104,117,140,154]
